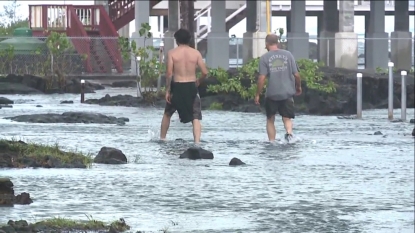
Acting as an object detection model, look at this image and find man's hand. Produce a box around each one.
[196,79,200,87]
[254,94,260,105]
[165,91,171,104]
[295,86,302,96]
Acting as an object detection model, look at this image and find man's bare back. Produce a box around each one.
[166,45,207,84]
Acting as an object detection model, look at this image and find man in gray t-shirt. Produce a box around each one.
[254,34,302,142]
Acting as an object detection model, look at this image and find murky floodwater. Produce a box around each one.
[0,88,414,233]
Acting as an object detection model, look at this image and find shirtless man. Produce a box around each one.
[160,28,208,143]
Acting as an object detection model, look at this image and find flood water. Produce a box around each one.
[0,88,414,233]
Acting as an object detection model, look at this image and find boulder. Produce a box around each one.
[179,147,214,160]
[410,119,414,124]
[60,100,73,104]
[0,178,14,206]
[0,97,13,105]
[14,192,33,205]
[94,147,128,164]
[229,157,246,166]
[374,131,383,135]
[4,112,129,125]
[412,127,415,137]
[0,74,105,94]
[0,178,33,206]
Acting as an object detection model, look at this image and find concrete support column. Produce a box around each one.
[391,0,412,70]
[287,0,309,59]
[335,0,358,69]
[365,0,389,70]
[242,0,269,64]
[206,1,229,69]
[164,0,180,60]
[131,0,151,76]
[318,0,339,67]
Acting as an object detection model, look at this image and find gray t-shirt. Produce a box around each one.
[259,49,299,101]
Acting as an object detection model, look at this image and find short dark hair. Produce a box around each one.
[265,34,279,45]
[174,28,192,45]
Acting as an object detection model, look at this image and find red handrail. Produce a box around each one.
[97,5,123,73]
[66,5,93,73]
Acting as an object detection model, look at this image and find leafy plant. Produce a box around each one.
[296,59,336,93]
[207,58,261,100]
[208,102,223,110]
[118,23,165,102]
[0,44,14,74]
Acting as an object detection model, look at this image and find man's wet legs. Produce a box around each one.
[160,113,171,140]
[282,117,293,134]
[266,115,276,141]
[192,119,201,143]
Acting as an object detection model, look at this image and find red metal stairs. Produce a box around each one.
[29,4,123,74]
[108,0,161,31]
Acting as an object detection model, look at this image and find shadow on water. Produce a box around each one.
[0,88,414,233]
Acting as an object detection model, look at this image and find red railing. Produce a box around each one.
[108,0,161,30]
[28,4,123,74]
[66,5,93,73]
[96,5,123,73]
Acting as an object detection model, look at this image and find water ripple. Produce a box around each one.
[0,89,414,233]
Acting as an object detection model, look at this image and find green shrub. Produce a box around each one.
[297,59,336,93]
[208,102,223,110]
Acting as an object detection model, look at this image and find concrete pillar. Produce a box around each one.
[365,0,389,70]
[287,0,309,59]
[318,0,339,67]
[391,0,412,70]
[164,0,180,60]
[335,0,358,69]
[206,1,229,69]
[242,0,269,64]
[131,0,151,76]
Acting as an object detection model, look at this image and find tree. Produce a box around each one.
[180,0,195,48]
[0,0,28,37]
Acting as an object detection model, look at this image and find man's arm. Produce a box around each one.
[289,54,301,89]
[256,56,268,95]
[165,51,173,93]
[197,51,208,83]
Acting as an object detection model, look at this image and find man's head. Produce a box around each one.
[174,28,192,46]
[265,34,280,51]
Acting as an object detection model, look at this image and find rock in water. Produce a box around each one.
[410,119,414,124]
[0,178,14,206]
[412,127,415,137]
[0,97,13,105]
[374,131,383,135]
[4,112,129,125]
[179,147,214,160]
[60,100,73,104]
[0,178,33,206]
[229,157,246,166]
[14,192,33,205]
[94,147,128,164]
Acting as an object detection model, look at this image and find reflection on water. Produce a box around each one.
[0,88,414,233]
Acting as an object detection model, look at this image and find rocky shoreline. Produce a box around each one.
[0,74,105,94]
[0,218,130,233]
[4,112,129,125]
[0,139,92,169]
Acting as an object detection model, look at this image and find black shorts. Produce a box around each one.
[265,97,295,119]
[164,94,202,120]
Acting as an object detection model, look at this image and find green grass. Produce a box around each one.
[208,102,223,110]
[0,138,93,166]
[30,216,130,232]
